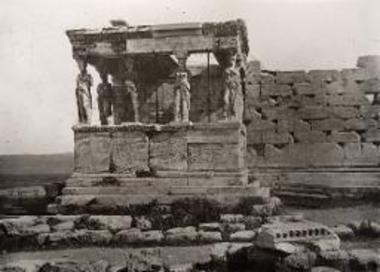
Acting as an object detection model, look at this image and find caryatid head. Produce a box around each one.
[125,80,136,93]
[76,59,88,74]
[100,72,108,83]
[224,50,238,69]
[175,71,190,90]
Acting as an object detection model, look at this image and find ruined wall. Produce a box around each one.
[245,56,380,171]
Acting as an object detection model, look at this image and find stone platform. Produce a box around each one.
[54,122,268,213]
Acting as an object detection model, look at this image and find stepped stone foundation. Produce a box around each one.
[54,122,268,213]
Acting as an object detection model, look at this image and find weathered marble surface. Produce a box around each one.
[73,122,247,177]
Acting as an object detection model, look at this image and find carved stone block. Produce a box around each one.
[275,71,307,84]
[261,84,292,97]
[150,131,188,171]
[344,118,377,131]
[188,143,244,171]
[74,131,111,173]
[328,131,360,143]
[311,118,345,131]
[297,106,329,120]
[294,131,327,143]
[112,131,149,174]
[328,106,360,119]
[308,70,340,83]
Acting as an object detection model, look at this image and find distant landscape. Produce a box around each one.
[0,153,73,189]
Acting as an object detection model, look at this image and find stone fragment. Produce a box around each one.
[330,225,355,239]
[294,131,326,143]
[347,221,362,233]
[164,226,198,245]
[311,267,340,272]
[327,93,369,106]
[311,118,344,131]
[328,131,360,143]
[199,222,222,232]
[27,224,50,235]
[343,143,378,166]
[260,73,275,84]
[262,107,295,120]
[261,84,292,97]
[134,216,152,231]
[91,260,111,272]
[0,216,41,236]
[311,238,341,252]
[298,106,328,120]
[341,68,370,82]
[276,71,307,84]
[318,250,349,271]
[224,223,246,233]
[220,214,244,224]
[114,228,142,244]
[82,230,113,245]
[308,70,340,83]
[243,216,262,229]
[344,118,377,131]
[209,242,252,262]
[262,131,291,144]
[229,230,256,242]
[323,81,346,95]
[329,106,359,119]
[282,252,317,271]
[360,78,380,93]
[0,260,46,272]
[349,249,380,270]
[294,83,313,95]
[38,261,92,272]
[141,230,164,243]
[246,60,261,75]
[357,55,380,74]
[38,231,77,247]
[198,231,223,243]
[167,263,193,272]
[277,119,311,133]
[52,221,74,232]
[247,119,276,131]
[363,129,380,142]
[87,216,132,233]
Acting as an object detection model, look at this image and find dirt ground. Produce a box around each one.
[0,246,212,266]
[285,204,380,227]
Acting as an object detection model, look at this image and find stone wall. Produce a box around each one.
[244,56,380,174]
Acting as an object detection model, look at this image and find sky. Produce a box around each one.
[0,0,379,154]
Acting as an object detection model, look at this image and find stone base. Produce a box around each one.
[53,122,268,213]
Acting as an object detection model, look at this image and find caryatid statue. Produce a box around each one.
[173,71,191,122]
[221,51,243,121]
[75,59,93,124]
[97,72,113,125]
[125,80,139,122]
[172,51,191,123]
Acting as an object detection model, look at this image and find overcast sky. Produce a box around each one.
[0,0,379,154]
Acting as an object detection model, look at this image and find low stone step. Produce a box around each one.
[275,191,330,200]
[62,185,265,195]
[274,191,331,208]
[57,187,270,210]
[65,176,245,187]
[273,186,326,194]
